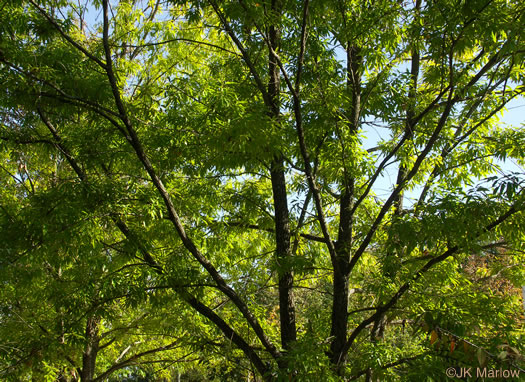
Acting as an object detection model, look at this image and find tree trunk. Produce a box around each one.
[329,44,361,372]
[266,0,296,354]
[80,316,100,381]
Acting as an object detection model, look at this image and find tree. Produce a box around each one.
[1,0,524,380]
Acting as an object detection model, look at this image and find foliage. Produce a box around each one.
[1,0,524,380]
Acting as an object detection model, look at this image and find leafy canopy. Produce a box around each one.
[1,0,524,380]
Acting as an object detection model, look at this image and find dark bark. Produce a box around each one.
[393,0,421,214]
[80,316,100,382]
[267,0,296,351]
[329,44,361,371]
[271,160,297,350]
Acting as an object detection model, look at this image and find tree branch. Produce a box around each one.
[101,0,280,360]
[340,198,523,364]
[28,0,106,69]
[207,0,275,114]
[348,41,512,276]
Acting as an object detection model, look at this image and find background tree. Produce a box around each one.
[1,0,524,380]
